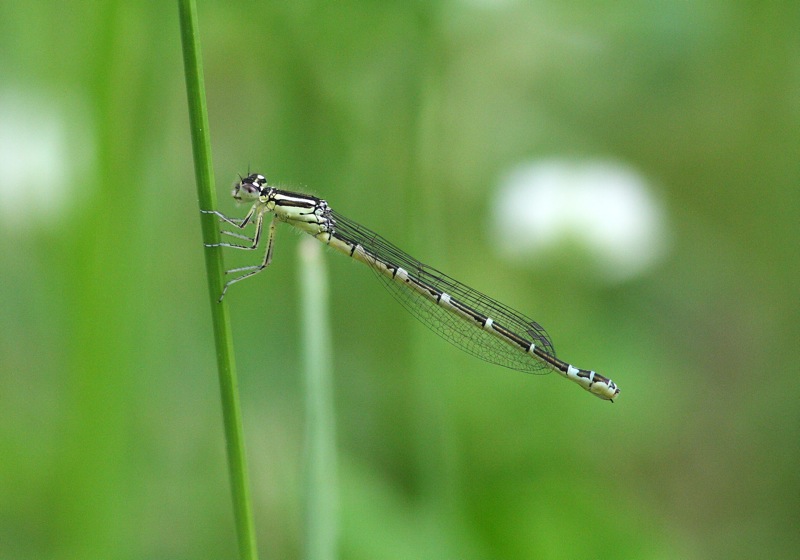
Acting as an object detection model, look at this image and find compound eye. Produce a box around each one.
[243,173,265,186]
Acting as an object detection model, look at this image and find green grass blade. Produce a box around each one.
[298,238,339,560]
[177,2,259,559]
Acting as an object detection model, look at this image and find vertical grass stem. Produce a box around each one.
[298,237,339,560]
[178,2,259,558]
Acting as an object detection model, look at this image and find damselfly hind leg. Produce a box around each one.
[219,229,256,243]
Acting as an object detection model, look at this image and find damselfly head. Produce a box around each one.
[232,173,267,202]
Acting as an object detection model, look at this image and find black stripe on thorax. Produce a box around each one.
[273,188,322,203]
[274,198,319,209]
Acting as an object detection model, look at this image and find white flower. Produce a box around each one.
[492,159,669,283]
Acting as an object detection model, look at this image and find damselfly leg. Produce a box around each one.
[202,208,277,301]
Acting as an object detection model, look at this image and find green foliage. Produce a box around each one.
[1,1,798,559]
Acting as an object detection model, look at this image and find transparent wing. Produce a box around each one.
[330,210,555,374]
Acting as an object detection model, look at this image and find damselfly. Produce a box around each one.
[203,174,620,401]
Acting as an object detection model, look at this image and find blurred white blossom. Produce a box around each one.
[491,159,669,283]
[0,88,94,231]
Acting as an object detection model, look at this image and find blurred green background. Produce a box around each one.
[2,1,799,559]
